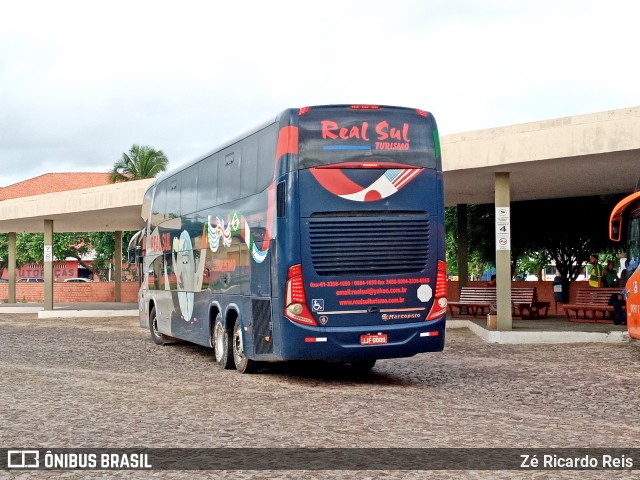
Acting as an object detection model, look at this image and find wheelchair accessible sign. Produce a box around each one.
[495,207,511,251]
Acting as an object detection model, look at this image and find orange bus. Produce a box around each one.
[609,184,640,339]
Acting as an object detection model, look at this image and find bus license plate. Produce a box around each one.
[360,333,388,345]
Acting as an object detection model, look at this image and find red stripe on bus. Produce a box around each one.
[276,126,299,161]
[310,168,363,196]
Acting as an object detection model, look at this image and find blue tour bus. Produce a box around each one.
[136,105,447,373]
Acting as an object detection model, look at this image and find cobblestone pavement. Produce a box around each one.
[1,313,639,480]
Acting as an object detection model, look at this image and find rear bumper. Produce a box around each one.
[278,316,446,361]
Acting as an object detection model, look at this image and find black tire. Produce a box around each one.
[213,313,234,370]
[149,306,167,345]
[349,359,376,374]
[232,320,258,374]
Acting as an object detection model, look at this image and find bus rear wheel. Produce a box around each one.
[213,314,234,370]
[232,321,258,374]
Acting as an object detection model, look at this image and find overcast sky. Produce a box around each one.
[1,0,638,187]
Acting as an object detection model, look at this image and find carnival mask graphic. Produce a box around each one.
[172,230,207,322]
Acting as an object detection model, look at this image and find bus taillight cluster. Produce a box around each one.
[426,260,448,321]
[285,264,317,326]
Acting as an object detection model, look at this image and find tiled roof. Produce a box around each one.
[0,173,112,201]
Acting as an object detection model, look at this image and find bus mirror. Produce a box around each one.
[610,218,622,242]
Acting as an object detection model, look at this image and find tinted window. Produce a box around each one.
[217,148,240,204]
[166,176,180,219]
[151,182,167,227]
[298,106,436,169]
[241,138,258,196]
[197,154,218,210]
[181,166,198,215]
[257,127,277,191]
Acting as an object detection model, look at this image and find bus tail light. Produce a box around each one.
[426,261,447,321]
[285,264,317,326]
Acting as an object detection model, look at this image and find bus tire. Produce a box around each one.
[232,320,258,374]
[213,313,234,370]
[349,359,376,374]
[149,306,167,345]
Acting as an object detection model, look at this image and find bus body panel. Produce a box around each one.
[622,202,640,339]
[297,168,441,329]
[277,317,445,361]
[625,266,640,339]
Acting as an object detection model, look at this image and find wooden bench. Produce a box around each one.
[511,287,550,319]
[563,287,623,322]
[448,287,496,317]
[448,286,550,319]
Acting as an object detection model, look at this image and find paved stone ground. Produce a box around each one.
[1,313,639,479]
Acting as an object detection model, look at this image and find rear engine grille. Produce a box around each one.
[308,214,429,275]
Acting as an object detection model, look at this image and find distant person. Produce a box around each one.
[487,274,496,287]
[602,260,619,287]
[609,261,637,324]
[587,254,603,288]
[608,291,626,325]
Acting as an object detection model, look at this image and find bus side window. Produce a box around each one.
[161,252,173,291]
[197,154,218,211]
[181,166,198,216]
[241,139,258,197]
[151,182,167,228]
[218,149,241,204]
[257,127,277,191]
[166,177,180,220]
[150,254,163,290]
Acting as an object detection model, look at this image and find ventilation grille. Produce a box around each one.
[252,299,272,355]
[308,215,429,276]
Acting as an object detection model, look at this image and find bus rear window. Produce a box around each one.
[298,106,437,169]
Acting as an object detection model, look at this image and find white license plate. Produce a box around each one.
[360,333,388,345]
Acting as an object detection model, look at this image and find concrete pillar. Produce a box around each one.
[114,231,122,302]
[456,204,469,290]
[8,232,16,304]
[495,173,512,330]
[44,220,54,310]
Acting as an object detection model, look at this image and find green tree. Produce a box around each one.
[0,235,7,274]
[86,232,134,281]
[109,144,169,182]
[0,233,70,275]
[0,231,136,280]
[510,195,623,282]
[446,204,495,279]
[446,196,622,282]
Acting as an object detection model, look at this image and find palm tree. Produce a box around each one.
[109,144,169,182]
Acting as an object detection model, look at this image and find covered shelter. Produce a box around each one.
[0,177,153,309]
[441,106,640,330]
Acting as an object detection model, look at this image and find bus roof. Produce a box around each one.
[146,104,433,191]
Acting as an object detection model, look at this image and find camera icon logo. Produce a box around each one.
[7,450,40,469]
